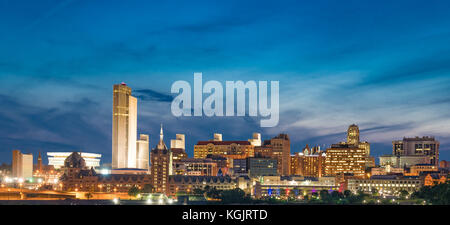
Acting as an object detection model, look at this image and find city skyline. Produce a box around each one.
[1,0,450,163]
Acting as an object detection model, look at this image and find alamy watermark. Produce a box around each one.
[171,72,279,127]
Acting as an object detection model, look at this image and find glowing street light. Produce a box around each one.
[113,198,120,205]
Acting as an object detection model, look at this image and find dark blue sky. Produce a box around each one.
[1,0,450,164]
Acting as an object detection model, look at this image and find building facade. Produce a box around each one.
[347,175,423,195]
[324,125,372,178]
[254,175,338,198]
[150,125,172,194]
[392,136,439,166]
[248,158,278,177]
[47,152,101,169]
[136,134,149,170]
[291,145,326,177]
[173,158,218,176]
[325,144,367,177]
[12,150,33,179]
[112,83,138,169]
[194,138,254,160]
[60,152,153,192]
[379,155,429,168]
[168,175,237,196]
[266,134,291,176]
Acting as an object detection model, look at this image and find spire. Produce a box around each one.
[156,123,168,150]
[160,123,163,142]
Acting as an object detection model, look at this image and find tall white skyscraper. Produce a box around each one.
[136,134,150,170]
[248,133,262,147]
[12,150,33,179]
[112,83,138,169]
[170,134,185,150]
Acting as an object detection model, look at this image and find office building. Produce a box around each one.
[325,143,367,177]
[173,158,218,176]
[168,175,237,196]
[347,175,423,195]
[150,125,172,194]
[136,134,149,170]
[264,134,291,176]
[170,134,188,162]
[324,125,373,178]
[291,145,326,177]
[248,133,262,147]
[371,165,404,176]
[407,164,439,176]
[379,155,429,168]
[194,134,254,159]
[12,150,33,179]
[440,160,450,168]
[254,176,338,198]
[171,148,188,162]
[248,158,278,177]
[392,136,440,166]
[232,158,248,177]
[170,134,186,150]
[47,152,101,169]
[112,83,138,169]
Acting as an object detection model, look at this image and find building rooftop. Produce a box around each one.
[196,141,251,145]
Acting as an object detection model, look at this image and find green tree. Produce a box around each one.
[399,190,409,199]
[206,187,221,199]
[371,188,379,197]
[412,181,450,205]
[128,186,140,197]
[192,188,205,196]
[343,190,352,198]
[319,190,329,202]
[219,188,251,204]
[85,192,93,200]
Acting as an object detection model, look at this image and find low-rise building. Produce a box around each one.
[173,158,218,176]
[168,175,237,196]
[347,175,422,195]
[406,164,439,176]
[423,173,447,186]
[379,155,429,168]
[254,175,338,198]
[371,165,404,176]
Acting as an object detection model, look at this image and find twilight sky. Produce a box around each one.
[1,0,450,164]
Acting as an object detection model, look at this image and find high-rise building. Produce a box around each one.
[136,134,149,170]
[170,134,187,162]
[325,143,367,177]
[291,145,326,177]
[392,136,439,166]
[112,83,138,169]
[347,124,360,146]
[248,133,262,147]
[12,150,33,179]
[269,134,291,176]
[150,125,172,194]
[171,134,186,150]
[324,125,372,178]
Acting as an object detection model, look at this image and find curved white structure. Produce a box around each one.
[47,152,101,169]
